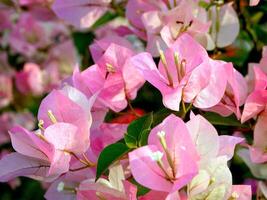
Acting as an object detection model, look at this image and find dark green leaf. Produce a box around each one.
[203,112,248,128]
[91,11,118,30]
[124,133,138,149]
[96,143,130,181]
[138,129,150,147]
[124,113,153,148]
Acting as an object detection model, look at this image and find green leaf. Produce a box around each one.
[124,133,138,148]
[138,129,150,147]
[203,112,248,128]
[198,1,210,9]
[96,143,130,181]
[124,113,153,148]
[91,11,118,30]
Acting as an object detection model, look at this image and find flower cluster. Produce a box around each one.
[0,0,266,199]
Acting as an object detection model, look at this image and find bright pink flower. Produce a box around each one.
[0,126,71,182]
[129,114,199,193]
[73,43,145,112]
[205,63,248,119]
[15,63,44,96]
[90,123,127,156]
[241,66,267,123]
[126,0,211,56]
[89,35,134,63]
[52,0,111,29]
[0,86,96,182]
[38,85,94,153]
[130,34,228,111]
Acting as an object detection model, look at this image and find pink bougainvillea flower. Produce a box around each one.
[238,148,267,184]
[89,35,134,63]
[205,63,248,119]
[130,33,228,111]
[247,112,267,163]
[126,0,210,56]
[0,111,35,145]
[129,114,199,193]
[15,63,44,96]
[73,43,145,112]
[77,164,137,200]
[90,123,128,156]
[42,40,77,91]
[0,126,71,182]
[186,114,245,199]
[52,0,111,29]
[45,166,96,200]
[241,66,267,123]
[8,13,49,57]
[187,156,233,200]
[0,86,96,182]
[247,46,267,92]
[250,0,260,6]
[0,9,13,32]
[0,74,12,109]
[186,113,243,163]
[38,85,94,153]
[230,185,252,200]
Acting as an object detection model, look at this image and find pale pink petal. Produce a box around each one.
[218,135,244,160]
[129,145,173,192]
[9,126,53,161]
[241,90,267,123]
[0,153,50,182]
[193,59,228,108]
[186,114,219,161]
[52,0,111,29]
[250,0,260,6]
[230,185,252,200]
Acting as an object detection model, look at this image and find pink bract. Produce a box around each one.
[130,33,228,111]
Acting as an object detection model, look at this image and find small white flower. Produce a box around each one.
[57,182,65,192]
[157,131,166,138]
[150,151,164,161]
